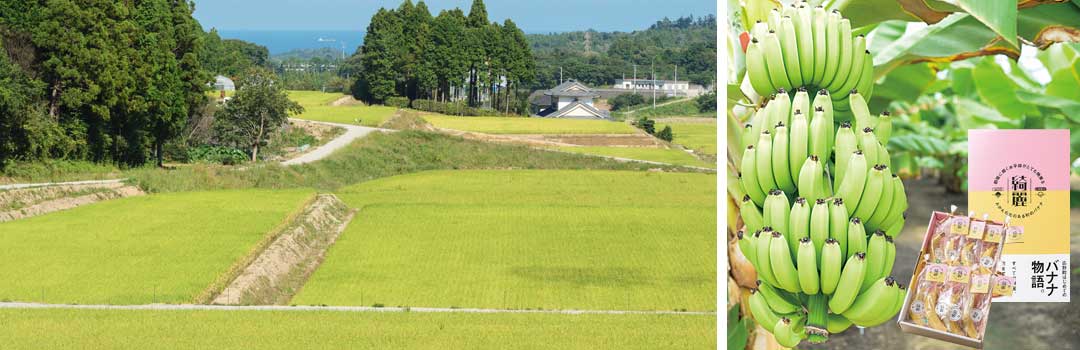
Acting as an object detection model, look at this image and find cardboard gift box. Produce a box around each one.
[897,211,1010,349]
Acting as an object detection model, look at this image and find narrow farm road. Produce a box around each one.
[281,119,388,166]
[0,179,125,191]
[621,97,692,115]
[0,302,715,316]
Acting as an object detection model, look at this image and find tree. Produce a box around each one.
[355,8,404,103]
[656,125,673,142]
[214,68,303,161]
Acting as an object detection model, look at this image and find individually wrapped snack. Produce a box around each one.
[909,263,949,330]
[965,274,993,338]
[977,222,1005,274]
[936,266,970,334]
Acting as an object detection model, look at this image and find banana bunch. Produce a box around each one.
[744,3,873,113]
[736,6,910,344]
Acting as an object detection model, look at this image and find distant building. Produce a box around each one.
[532,80,611,120]
[612,78,706,97]
[213,75,236,92]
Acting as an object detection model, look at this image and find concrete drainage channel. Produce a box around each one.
[210,194,356,305]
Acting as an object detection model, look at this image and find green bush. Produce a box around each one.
[656,125,674,142]
[186,145,249,165]
[635,117,656,134]
[611,93,646,111]
[410,99,503,116]
[696,91,717,112]
[385,97,410,108]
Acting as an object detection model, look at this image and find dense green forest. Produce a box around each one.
[351,0,535,115]
[526,15,717,89]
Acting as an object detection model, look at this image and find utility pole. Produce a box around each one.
[633,64,637,92]
[674,64,678,98]
[651,62,656,109]
[559,67,563,84]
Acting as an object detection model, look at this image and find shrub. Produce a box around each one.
[611,93,646,111]
[635,117,656,134]
[385,97,410,108]
[656,125,674,142]
[186,145,248,165]
[696,91,717,112]
[410,99,503,116]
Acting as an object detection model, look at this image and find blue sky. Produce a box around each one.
[192,0,717,33]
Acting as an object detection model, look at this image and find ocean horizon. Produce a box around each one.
[217,30,366,55]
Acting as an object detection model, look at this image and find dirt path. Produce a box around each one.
[0,302,714,316]
[212,194,355,305]
[281,119,388,166]
[0,181,143,222]
[805,178,1080,350]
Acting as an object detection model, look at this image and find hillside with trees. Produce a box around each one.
[526,15,716,89]
[350,0,535,115]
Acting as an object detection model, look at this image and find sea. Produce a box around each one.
[217,30,366,56]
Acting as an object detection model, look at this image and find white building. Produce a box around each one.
[612,78,706,97]
[533,80,611,120]
[213,75,236,92]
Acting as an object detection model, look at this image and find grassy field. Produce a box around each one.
[127,131,687,193]
[657,121,718,156]
[286,90,398,127]
[0,308,715,349]
[292,170,716,311]
[423,114,638,134]
[556,146,715,168]
[615,99,715,119]
[0,189,313,304]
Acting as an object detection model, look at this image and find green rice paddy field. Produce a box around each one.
[287,91,398,127]
[659,121,718,156]
[0,308,715,349]
[0,189,314,304]
[423,114,638,134]
[556,146,715,168]
[292,170,716,311]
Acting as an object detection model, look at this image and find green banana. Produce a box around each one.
[762,30,793,91]
[823,18,852,90]
[867,167,896,230]
[876,111,892,145]
[741,195,766,234]
[737,230,757,267]
[832,35,867,100]
[880,175,908,230]
[809,198,830,263]
[794,5,814,84]
[778,16,804,87]
[854,50,875,100]
[885,216,905,238]
[757,280,800,314]
[808,106,829,160]
[852,164,887,223]
[878,140,891,169]
[811,89,834,152]
[832,122,857,189]
[820,238,842,295]
[862,230,887,292]
[820,10,841,90]
[828,252,866,314]
[829,198,849,259]
[846,217,867,262]
[741,145,768,206]
[755,228,780,287]
[797,155,823,203]
[742,123,755,152]
[788,109,809,183]
[810,7,828,86]
[756,131,779,195]
[764,190,791,240]
[745,39,776,96]
[797,237,819,294]
[767,8,781,31]
[749,288,782,333]
[788,197,811,256]
[857,127,880,166]
[837,151,868,216]
[770,230,803,293]
[770,89,792,132]
[774,317,804,348]
[850,91,874,132]
[791,88,810,126]
[827,313,853,334]
[861,282,905,327]
[843,276,897,324]
[772,123,797,194]
[750,20,769,40]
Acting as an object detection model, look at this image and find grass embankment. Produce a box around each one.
[423,114,638,134]
[614,99,715,119]
[556,146,714,168]
[0,308,715,349]
[293,170,717,311]
[287,90,398,127]
[0,189,314,304]
[126,131,687,193]
[657,121,718,156]
[0,160,122,185]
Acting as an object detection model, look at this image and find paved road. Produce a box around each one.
[281,119,387,166]
[0,179,125,191]
[0,302,714,316]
